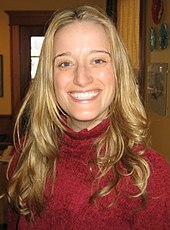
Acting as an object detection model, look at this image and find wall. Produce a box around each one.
[0,0,106,115]
[0,9,11,114]
[145,0,170,162]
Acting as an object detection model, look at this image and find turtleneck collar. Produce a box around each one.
[64,118,110,141]
[60,118,110,160]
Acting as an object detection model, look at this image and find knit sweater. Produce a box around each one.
[8,119,170,230]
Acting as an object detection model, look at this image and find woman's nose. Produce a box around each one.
[73,64,93,87]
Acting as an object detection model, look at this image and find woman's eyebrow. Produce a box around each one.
[54,52,72,59]
[89,50,111,57]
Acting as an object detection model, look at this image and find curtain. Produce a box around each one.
[117,0,140,71]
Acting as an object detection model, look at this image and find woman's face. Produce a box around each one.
[53,21,116,131]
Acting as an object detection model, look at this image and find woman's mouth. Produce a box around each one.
[68,90,101,101]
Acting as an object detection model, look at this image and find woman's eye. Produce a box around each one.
[58,61,72,69]
[92,59,107,65]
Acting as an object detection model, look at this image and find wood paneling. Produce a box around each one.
[10,26,20,128]
[139,0,146,99]
[6,11,54,26]
[0,115,12,150]
[0,115,12,134]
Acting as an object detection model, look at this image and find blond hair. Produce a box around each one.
[7,5,150,219]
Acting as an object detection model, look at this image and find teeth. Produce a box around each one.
[70,91,99,100]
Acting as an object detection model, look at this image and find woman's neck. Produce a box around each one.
[67,117,106,132]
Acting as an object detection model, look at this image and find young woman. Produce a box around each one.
[7,6,170,229]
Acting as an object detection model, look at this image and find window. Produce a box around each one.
[31,36,44,78]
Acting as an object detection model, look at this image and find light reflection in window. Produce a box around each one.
[31,36,44,78]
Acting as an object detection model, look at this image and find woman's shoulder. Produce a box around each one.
[144,148,170,174]
[131,149,170,229]
[144,148,170,194]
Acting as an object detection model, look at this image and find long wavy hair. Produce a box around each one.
[7,5,150,219]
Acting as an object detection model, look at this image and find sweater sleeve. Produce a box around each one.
[134,149,170,229]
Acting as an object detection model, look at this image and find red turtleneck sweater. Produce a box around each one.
[8,120,170,229]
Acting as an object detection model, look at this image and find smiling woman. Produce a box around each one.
[6,5,170,230]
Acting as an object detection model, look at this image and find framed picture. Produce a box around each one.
[0,55,3,97]
[147,63,168,116]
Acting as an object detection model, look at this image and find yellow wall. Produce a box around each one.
[0,9,11,114]
[145,0,170,162]
[0,0,106,115]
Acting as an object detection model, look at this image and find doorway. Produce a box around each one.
[6,11,53,130]
[20,26,44,99]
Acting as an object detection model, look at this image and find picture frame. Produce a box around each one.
[147,63,168,116]
[0,55,3,97]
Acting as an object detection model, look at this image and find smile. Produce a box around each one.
[69,90,100,100]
